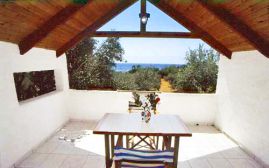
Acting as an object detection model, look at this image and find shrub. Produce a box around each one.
[128,65,141,73]
[134,68,161,91]
[113,67,161,91]
[171,45,219,93]
[113,72,137,90]
[159,65,179,78]
[66,37,124,90]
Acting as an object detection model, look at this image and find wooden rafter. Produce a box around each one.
[92,31,199,38]
[56,0,138,57]
[18,3,88,55]
[198,0,269,58]
[148,0,232,58]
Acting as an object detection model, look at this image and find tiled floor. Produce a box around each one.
[16,121,263,168]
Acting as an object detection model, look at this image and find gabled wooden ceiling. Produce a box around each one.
[0,0,268,58]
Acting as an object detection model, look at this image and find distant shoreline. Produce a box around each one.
[115,62,182,65]
[114,63,184,72]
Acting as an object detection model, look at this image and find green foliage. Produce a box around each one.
[113,72,137,90]
[146,93,159,110]
[67,39,218,93]
[66,37,124,90]
[159,65,180,78]
[90,37,124,89]
[66,38,96,90]
[134,68,161,91]
[129,65,142,73]
[113,67,161,91]
[171,45,219,93]
[132,92,142,106]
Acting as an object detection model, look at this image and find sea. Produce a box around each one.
[114,63,183,72]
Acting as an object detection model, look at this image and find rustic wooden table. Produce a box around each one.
[93,113,192,168]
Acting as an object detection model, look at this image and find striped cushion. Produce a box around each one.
[114,147,174,164]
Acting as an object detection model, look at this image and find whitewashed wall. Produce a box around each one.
[5,39,269,167]
[158,93,217,125]
[0,42,69,168]
[216,51,269,166]
[67,90,131,121]
[67,90,217,125]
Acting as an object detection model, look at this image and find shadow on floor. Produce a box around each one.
[15,121,263,168]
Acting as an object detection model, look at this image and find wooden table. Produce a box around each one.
[93,113,192,168]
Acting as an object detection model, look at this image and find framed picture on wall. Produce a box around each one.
[13,70,56,102]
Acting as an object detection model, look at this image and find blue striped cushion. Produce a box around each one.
[114,147,174,165]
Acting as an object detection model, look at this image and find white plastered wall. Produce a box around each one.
[2,40,269,167]
[0,42,69,168]
[216,50,269,166]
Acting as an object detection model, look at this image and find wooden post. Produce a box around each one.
[140,0,146,32]
[168,136,172,149]
[126,135,130,148]
[105,135,111,168]
[111,135,115,158]
[162,137,165,150]
[163,136,170,150]
[115,135,123,168]
[174,136,180,168]
[156,136,159,150]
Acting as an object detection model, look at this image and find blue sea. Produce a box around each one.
[114,63,183,72]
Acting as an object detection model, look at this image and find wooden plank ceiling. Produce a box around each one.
[0,0,268,58]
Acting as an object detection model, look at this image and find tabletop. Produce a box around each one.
[93,113,192,137]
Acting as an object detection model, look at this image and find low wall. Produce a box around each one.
[67,90,217,125]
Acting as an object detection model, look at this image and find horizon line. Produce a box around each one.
[115,62,185,65]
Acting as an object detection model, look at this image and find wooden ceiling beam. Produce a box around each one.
[198,0,269,58]
[148,0,232,58]
[56,0,138,57]
[18,3,88,55]
[92,31,199,38]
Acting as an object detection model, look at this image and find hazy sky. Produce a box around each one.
[95,1,210,64]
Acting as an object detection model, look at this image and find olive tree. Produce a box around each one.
[66,37,124,90]
[172,45,219,93]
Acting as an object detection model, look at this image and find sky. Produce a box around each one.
[95,1,210,64]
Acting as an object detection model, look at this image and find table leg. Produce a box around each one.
[156,136,159,150]
[162,136,167,150]
[163,136,172,150]
[111,135,115,158]
[115,135,123,168]
[105,135,111,168]
[126,135,129,148]
[174,136,180,168]
[168,136,172,149]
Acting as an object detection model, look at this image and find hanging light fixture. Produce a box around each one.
[139,13,150,25]
[139,0,150,32]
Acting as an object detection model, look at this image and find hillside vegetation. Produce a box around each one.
[66,37,219,93]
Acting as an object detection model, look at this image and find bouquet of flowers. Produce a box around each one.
[139,93,161,123]
[146,93,161,112]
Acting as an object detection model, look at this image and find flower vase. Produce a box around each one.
[145,110,151,123]
[141,110,151,123]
